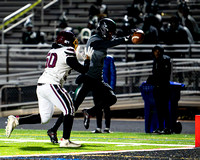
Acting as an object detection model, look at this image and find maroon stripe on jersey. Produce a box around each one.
[66,48,75,52]
[64,51,76,56]
[50,84,68,114]
[57,85,75,115]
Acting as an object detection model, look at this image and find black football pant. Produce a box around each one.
[73,75,117,116]
[96,106,111,129]
[49,76,117,132]
[153,85,170,130]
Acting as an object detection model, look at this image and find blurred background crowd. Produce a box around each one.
[2,0,200,46]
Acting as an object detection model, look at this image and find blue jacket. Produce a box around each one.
[103,55,116,90]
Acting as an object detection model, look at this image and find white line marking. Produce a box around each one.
[0,147,195,158]
[0,138,194,147]
[0,138,195,158]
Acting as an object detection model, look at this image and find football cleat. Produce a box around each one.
[60,138,81,148]
[104,128,113,133]
[91,128,102,133]
[159,128,172,134]
[5,115,19,138]
[47,129,58,144]
[82,109,90,129]
[152,128,162,134]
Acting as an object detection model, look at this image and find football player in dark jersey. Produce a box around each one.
[47,18,133,143]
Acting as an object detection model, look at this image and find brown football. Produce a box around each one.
[131,29,145,44]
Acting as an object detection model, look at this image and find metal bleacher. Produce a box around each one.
[1,0,200,44]
[0,44,200,118]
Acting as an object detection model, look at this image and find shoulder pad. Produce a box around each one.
[64,47,76,57]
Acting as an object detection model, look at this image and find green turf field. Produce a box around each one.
[0,129,195,156]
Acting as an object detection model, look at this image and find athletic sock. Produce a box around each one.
[19,114,41,124]
[50,113,63,132]
[63,115,74,139]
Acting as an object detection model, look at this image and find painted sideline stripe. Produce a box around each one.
[0,147,195,158]
[0,138,194,147]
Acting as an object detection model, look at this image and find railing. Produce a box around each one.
[1,0,60,44]
[1,4,32,44]
[0,44,200,116]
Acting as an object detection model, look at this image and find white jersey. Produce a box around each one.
[38,46,76,85]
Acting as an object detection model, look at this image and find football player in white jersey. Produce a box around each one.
[5,31,94,148]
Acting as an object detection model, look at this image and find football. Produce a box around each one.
[131,29,145,44]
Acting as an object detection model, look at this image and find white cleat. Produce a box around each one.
[5,115,19,138]
[60,138,81,148]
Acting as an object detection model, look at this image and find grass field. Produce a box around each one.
[0,129,195,157]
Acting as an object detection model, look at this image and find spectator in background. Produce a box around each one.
[143,0,158,16]
[162,16,194,46]
[141,15,159,44]
[92,55,116,133]
[117,15,134,38]
[55,12,73,37]
[22,19,37,44]
[77,28,92,44]
[147,45,172,134]
[127,0,144,29]
[177,2,200,42]
[22,19,46,45]
[143,0,163,43]
[134,15,158,62]
[89,0,108,28]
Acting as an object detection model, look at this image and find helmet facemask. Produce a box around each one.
[73,39,78,50]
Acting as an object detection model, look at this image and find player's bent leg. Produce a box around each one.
[47,113,63,144]
[5,115,19,138]
[60,115,81,148]
[82,109,91,129]
[47,129,58,144]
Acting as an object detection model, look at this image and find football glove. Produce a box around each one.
[76,46,85,62]
[84,46,94,60]
[124,28,140,42]
[124,35,132,42]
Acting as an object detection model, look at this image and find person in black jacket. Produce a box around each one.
[147,45,172,134]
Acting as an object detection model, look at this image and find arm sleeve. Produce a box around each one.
[66,57,90,73]
[90,38,125,50]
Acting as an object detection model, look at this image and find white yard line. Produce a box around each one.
[0,138,194,147]
[0,138,195,158]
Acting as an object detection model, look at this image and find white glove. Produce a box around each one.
[84,46,94,60]
[76,46,85,62]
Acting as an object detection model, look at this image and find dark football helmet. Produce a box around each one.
[97,18,116,40]
[56,31,78,50]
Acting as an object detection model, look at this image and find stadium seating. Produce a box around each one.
[0,0,200,44]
